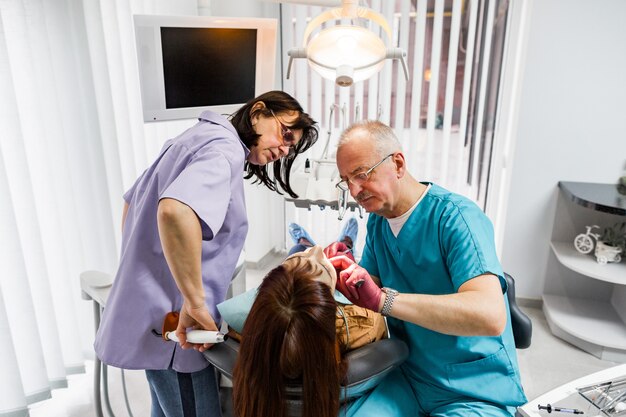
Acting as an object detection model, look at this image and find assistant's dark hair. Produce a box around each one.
[233,259,345,417]
[229,90,318,198]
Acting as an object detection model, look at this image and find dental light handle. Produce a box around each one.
[165,330,226,344]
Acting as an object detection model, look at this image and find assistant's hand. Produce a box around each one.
[329,258,382,312]
[176,301,219,352]
[324,242,355,262]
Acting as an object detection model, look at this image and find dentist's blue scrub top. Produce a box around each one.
[358,184,526,411]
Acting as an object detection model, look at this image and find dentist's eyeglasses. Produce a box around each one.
[270,110,297,156]
[335,154,394,191]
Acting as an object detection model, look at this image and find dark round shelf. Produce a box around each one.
[559,181,626,216]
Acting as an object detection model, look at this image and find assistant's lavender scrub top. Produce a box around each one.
[95,111,249,372]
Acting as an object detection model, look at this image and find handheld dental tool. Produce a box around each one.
[165,330,227,344]
[537,404,584,414]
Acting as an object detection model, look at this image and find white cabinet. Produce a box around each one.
[543,182,626,362]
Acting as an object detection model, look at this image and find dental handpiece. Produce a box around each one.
[537,404,584,414]
[165,330,227,344]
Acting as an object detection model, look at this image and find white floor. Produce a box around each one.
[29,266,619,417]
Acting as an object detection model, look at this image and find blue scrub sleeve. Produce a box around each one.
[161,150,231,241]
[442,204,506,292]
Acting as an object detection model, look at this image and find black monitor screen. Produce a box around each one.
[161,27,257,109]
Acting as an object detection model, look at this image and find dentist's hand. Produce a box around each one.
[324,242,355,262]
[330,257,382,312]
[176,301,219,352]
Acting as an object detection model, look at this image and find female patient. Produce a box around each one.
[231,245,384,417]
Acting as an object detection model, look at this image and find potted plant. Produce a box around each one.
[595,222,626,264]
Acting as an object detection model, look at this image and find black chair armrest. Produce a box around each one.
[344,338,408,386]
[342,338,409,400]
[203,337,409,402]
[504,272,533,349]
[203,338,239,379]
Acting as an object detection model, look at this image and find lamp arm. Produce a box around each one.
[320,104,337,160]
[287,48,307,79]
[386,48,409,81]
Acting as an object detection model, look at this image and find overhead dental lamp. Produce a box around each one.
[286,0,409,87]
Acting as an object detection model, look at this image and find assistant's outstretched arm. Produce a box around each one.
[157,197,218,351]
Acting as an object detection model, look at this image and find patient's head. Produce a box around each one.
[283,245,337,290]
[233,249,344,417]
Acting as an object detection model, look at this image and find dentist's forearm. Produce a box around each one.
[157,198,205,308]
[383,274,507,336]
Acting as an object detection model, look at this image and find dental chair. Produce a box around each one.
[205,272,531,416]
[505,272,533,349]
[203,335,409,417]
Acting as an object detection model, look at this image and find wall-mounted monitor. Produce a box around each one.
[133,15,277,122]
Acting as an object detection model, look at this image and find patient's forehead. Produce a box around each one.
[283,252,334,287]
[283,252,324,273]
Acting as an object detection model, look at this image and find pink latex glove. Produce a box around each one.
[330,256,382,312]
[324,242,355,262]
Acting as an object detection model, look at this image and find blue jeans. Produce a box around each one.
[145,364,221,417]
[288,243,310,256]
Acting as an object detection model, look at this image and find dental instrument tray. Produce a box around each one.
[577,376,626,415]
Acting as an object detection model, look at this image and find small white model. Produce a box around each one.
[574,225,600,254]
[574,225,623,264]
[595,241,622,265]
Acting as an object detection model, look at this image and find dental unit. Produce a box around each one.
[285,103,364,220]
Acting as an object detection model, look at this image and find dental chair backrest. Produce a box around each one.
[203,336,409,416]
[504,272,533,349]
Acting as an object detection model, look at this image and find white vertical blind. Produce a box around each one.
[29,0,86,374]
[408,0,428,177]
[456,0,480,195]
[309,7,323,125]
[0,0,186,413]
[0,4,68,401]
[294,5,308,109]
[66,0,119,273]
[393,0,411,131]
[439,0,463,188]
[0,42,50,403]
[3,0,85,382]
[115,0,148,174]
[0,284,27,415]
[424,0,445,181]
[0,144,49,403]
[82,0,125,249]
[469,0,497,199]
[377,0,393,125]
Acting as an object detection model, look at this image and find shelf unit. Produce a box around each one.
[543,182,626,363]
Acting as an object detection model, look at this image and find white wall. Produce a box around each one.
[500,0,626,299]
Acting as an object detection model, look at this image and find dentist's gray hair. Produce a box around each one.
[337,120,402,158]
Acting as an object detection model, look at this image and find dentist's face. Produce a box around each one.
[284,245,337,290]
[247,109,303,165]
[336,132,399,218]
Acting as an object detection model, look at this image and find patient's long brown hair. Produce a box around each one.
[233,258,345,417]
